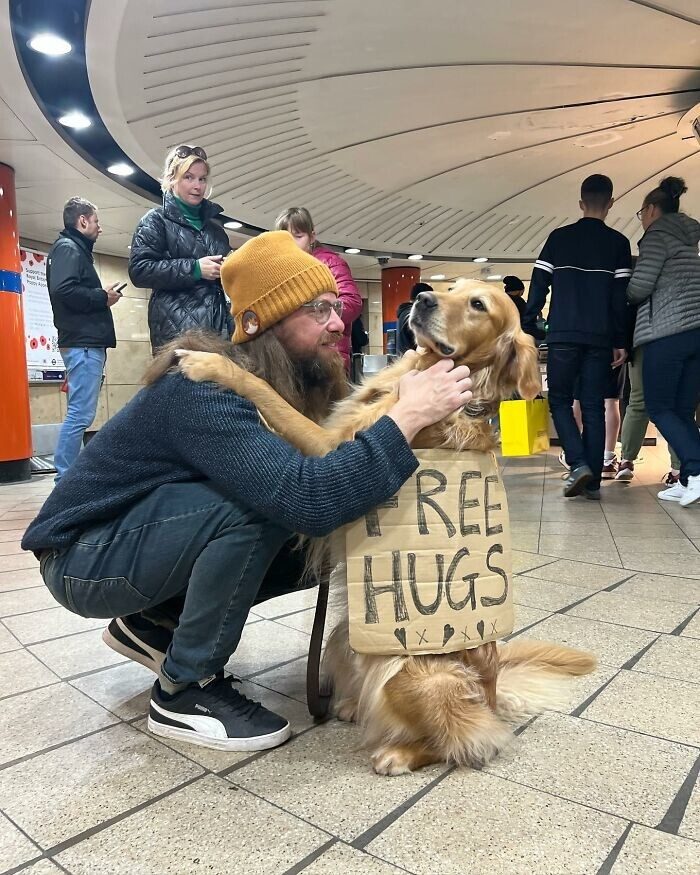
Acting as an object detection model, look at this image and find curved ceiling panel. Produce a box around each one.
[87,0,700,261]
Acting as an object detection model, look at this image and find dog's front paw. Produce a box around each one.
[371,746,414,776]
[176,350,242,391]
[333,698,358,723]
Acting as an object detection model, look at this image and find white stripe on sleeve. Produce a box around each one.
[534,260,554,274]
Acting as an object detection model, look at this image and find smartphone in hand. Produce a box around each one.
[114,282,127,295]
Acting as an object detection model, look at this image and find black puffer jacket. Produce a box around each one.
[129,193,233,352]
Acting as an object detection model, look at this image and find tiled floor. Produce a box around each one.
[0,443,698,875]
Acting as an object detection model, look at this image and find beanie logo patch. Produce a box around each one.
[241,309,260,336]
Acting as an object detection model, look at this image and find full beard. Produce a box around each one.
[289,335,348,422]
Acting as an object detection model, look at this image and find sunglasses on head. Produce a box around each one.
[174,145,207,161]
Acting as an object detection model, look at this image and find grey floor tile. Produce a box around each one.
[583,670,700,746]
[226,618,310,677]
[518,614,658,667]
[487,712,697,825]
[613,536,698,555]
[610,824,700,874]
[12,861,63,875]
[511,531,540,552]
[251,656,308,703]
[28,628,127,678]
[0,539,25,556]
[0,587,58,618]
[679,611,700,639]
[4,606,105,644]
[565,590,694,633]
[0,567,45,593]
[523,559,631,587]
[554,663,620,714]
[367,768,625,875]
[253,587,318,619]
[680,782,700,840]
[512,604,551,633]
[303,843,406,874]
[538,535,621,566]
[0,553,40,574]
[0,810,42,872]
[619,552,700,579]
[0,649,59,699]
[613,573,700,607]
[513,576,598,612]
[231,720,447,841]
[0,723,204,848]
[0,621,21,653]
[70,661,154,719]
[133,678,314,771]
[511,552,556,574]
[0,683,118,767]
[55,774,328,875]
[634,635,700,684]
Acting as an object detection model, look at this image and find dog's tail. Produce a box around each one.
[364,656,514,766]
[495,639,596,721]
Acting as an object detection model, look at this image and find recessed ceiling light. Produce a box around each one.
[486,274,502,281]
[430,274,446,280]
[58,111,91,130]
[408,253,423,261]
[28,33,72,56]
[224,221,243,230]
[473,257,488,263]
[107,163,134,176]
[344,247,360,255]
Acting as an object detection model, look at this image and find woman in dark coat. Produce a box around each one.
[129,145,233,353]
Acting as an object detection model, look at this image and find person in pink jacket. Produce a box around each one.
[275,207,363,371]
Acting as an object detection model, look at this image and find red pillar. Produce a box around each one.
[0,164,32,482]
[381,266,420,353]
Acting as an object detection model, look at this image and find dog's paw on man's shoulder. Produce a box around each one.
[176,349,238,386]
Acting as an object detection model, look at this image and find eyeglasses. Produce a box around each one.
[300,299,343,324]
[636,206,646,220]
[174,145,207,161]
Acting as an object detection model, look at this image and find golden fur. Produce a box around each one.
[177,280,596,775]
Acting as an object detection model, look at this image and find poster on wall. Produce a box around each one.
[19,247,65,382]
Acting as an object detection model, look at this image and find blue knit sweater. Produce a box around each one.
[22,372,418,551]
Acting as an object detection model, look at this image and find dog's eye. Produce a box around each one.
[471,299,486,311]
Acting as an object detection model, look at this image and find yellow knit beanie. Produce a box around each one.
[221,230,338,343]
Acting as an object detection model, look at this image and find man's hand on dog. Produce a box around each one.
[389,359,473,444]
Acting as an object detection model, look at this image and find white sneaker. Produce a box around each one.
[679,475,700,507]
[658,483,687,502]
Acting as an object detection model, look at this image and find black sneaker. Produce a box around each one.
[563,464,593,497]
[583,488,601,501]
[148,674,291,752]
[102,616,172,674]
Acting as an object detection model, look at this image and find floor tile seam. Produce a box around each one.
[595,821,634,875]
[61,658,130,683]
[627,665,700,686]
[655,751,700,835]
[506,611,556,639]
[349,765,456,850]
[65,675,152,723]
[620,636,662,671]
[279,837,339,875]
[602,496,687,539]
[569,670,622,718]
[516,551,630,574]
[0,717,125,774]
[268,617,312,638]
[0,585,45,596]
[217,719,326,777]
[0,807,43,872]
[246,675,307,706]
[0,618,21,648]
[8,623,111,649]
[0,605,66,622]
[599,500,625,568]
[557,609,685,636]
[242,652,308,680]
[2,855,46,875]
[259,604,320,623]
[576,713,700,751]
[0,679,63,704]
[40,772,207,858]
[670,606,700,636]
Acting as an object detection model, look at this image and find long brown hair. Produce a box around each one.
[143,329,347,423]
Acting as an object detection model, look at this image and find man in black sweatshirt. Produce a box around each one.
[523,175,632,498]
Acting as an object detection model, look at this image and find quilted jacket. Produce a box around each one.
[627,212,700,347]
[129,193,232,352]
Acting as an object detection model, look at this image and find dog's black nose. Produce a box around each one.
[416,291,437,309]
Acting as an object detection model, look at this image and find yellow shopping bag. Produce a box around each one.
[499,398,550,456]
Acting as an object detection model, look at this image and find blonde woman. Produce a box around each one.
[275,207,362,371]
[129,145,232,352]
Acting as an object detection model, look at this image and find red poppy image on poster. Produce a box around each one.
[19,247,64,375]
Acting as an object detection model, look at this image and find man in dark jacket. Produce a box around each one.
[523,175,632,498]
[502,276,527,323]
[23,231,472,754]
[47,197,122,482]
[396,282,433,354]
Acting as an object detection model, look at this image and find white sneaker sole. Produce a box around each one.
[148,703,291,752]
[679,492,700,508]
[615,470,633,481]
[658,491,683,503]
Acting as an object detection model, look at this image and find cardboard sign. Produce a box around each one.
[346,449,513,655]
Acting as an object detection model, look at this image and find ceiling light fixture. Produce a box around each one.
[28,33,72,56]
[430,274,446,280]
[344,247,360,255]
[408,253,423,261]
[107,162,134,176]
[224,221,243,230]
[486,274,503,281]
[58,111,91,129]
[473,257,488,263]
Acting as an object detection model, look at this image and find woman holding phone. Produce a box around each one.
[129,145,232,353]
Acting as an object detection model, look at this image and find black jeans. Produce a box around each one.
[40,481,313,687]
[643,327,700,485]
[547,343,612,489]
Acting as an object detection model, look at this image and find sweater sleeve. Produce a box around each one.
[522,235,554,339]
[164,375,418,538]
[611,236,633,348]
[48,243,108,313]
[627,231,667,305]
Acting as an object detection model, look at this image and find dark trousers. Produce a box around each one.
[643,327,700,485]
[40,481,312,687]
[547,344,612,489]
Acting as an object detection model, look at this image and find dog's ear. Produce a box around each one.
[498,328,541,400]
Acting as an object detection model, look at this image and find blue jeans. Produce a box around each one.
[547,344,612,489]
[642,328,700,484]
[54,347,106,482]
[40,481,309,686]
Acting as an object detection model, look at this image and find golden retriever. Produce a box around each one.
[177,280,596,775]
